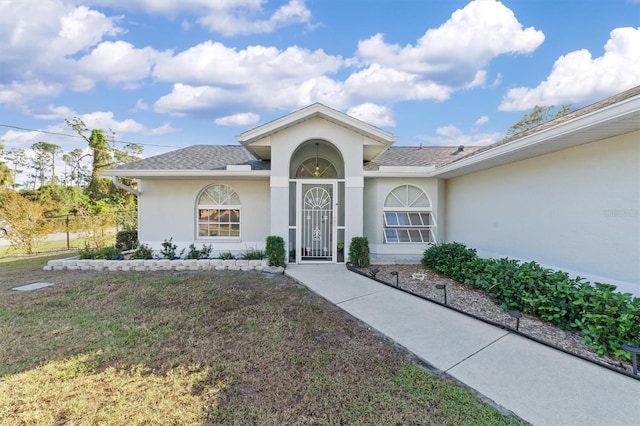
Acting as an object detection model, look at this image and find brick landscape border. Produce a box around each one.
[44,258,278,272]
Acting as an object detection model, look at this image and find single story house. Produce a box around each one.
[105,86,640,295]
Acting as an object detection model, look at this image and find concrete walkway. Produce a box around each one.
[285,264,640,426]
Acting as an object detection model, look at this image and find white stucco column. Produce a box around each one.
[270,175,289,239]
[344,176,364,250]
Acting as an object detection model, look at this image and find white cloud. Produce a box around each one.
[215,113,261,126]
[346,103,395,127]
[131,99,149,112]
[198,0,311,36]
[0,0,127,104]
[0,81,62,106]
[356,0,544,88]
[499,27,640,111]
[154,41,342,86]
[146,123,177,136]
[93,0,312,36]
[30,105,77,120]
[417,125,502,147]
[344,64,451,103]
[475,116,489,126]
[75,41,170,90]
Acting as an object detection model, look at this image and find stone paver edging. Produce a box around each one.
[44,258,279,272]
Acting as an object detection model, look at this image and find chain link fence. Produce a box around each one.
[0,210,137,256]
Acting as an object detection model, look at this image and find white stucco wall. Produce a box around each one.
[444,131,639,295]
[364,177,443,264]
[137,179,270,254]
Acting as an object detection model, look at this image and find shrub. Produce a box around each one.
[79,245,122,260]
[115,230,138,251]
[265,236,285,267]
[160,238,183,259]
[421,242,640,359]
[186,243,213,259]
[421,242,478,282]
[348,237,370,267]
[240,247,266,260]
[131,244,153,260]
[218,251,235,260]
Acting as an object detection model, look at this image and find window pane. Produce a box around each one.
[408,229,422,242]
[420,213,431,226]
[218,224,229,236]
[229,209,240,222]
[396,213,410,226]
[384,229,398,243]
[198,224,208,237]
[408,213,422,225]
[230,224,240,237]
[397,229,410,242]
[420,229,433,243]
[384,212,398,226]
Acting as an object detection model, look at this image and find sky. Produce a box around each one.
[1,0,639,180]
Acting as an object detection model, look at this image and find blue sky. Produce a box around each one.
[1,0,639,177]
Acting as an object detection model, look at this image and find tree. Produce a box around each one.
[2,148,28,190]
[506,104,572,138]
[0,190,51,254]
[62,148,89,187]
[0,141,14,188]
[31,141,62,188]
[66,118,143,200]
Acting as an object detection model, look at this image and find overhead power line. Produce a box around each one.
[0,124,182,149]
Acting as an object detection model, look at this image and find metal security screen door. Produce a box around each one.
[300,183,334,261]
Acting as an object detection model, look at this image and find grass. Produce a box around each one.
[0,257,526,425]
[0,232,116,257]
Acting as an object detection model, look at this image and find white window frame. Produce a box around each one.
[196,184,241,240]
[383,185,436,244]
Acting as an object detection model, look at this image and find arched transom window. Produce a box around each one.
[383,185,436,243]
[197,184,241,238]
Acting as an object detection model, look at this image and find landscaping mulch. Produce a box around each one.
[355,265,633,375]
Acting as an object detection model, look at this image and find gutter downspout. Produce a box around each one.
[111,176,140,196]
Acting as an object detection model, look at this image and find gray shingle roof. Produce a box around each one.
[108,145,270,171]
[363,146,481,171]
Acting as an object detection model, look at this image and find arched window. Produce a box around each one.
[383,185,436,243]
[197,184,241,238]
[296,157,338,178]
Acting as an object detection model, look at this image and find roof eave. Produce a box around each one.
[102,169,272,179]
[433,94,640,179]
[236,103,397,147]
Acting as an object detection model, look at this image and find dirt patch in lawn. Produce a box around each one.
[0,257,524,425]
[353,265,633,375]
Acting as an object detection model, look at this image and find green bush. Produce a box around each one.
[240,247,266,260]
[265,236,285,267]
[160,238,183,259]
[115,230,138,251]
[421,242,640,359]
[218,251,235,260]
[79,245,122,260]
[130,244,153,260]
[186,243,213,259]
[348,237,370,267]
[421,242,478,282]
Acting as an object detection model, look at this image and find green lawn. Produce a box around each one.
[0,232,115,257]
[0,257,526,425]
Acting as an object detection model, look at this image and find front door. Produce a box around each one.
[299,182,335,262]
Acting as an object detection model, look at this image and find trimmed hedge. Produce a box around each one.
[348,237,370,267]
[422,242,640,359]
[265,236,286,267]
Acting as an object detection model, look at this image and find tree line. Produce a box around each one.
[0,118,143,253]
